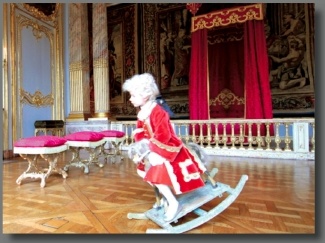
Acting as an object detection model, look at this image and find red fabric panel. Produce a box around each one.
[244,20,274,135]
[208,26,245,118]
[189,28,209,120]
[244,20,273,120]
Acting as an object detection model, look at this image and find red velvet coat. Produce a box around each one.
[134,103,206,195]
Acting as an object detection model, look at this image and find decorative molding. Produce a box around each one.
[191,3,264,32]
[93,58,108,68]
[69,62,90,72]
[210,88,245,109]
[23,3,59,23]
[30,22,43,40]
[272,95,314,111]
[20,89,54,107]
[16,14,53,42]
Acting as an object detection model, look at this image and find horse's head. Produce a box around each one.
[127,139,151,163]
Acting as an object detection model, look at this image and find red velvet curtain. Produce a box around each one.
[244,20,273,120]
[189,28,209,120]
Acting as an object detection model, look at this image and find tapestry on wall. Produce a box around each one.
[107,3,138,116]
[142,3,191,119]
[266,3,315,115]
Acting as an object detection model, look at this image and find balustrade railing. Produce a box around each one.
[112,118,315,160]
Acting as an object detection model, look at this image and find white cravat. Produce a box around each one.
[137,101,156,121]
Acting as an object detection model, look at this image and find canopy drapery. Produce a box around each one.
[189,3,273,137]
[189,3,273,120]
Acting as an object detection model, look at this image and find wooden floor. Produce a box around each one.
[2,150,315,234]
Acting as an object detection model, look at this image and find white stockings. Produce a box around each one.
[138,169,181,222]
[155,184,181,222]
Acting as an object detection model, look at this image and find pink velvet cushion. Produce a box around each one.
[14,135,67,147]
[64,131,104,141]
[99,130,125,138]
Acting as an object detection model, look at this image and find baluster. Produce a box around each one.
[265,123,272,150]
[130,124,135,145]
[206,123,212,149]
[222,123,227,148]
[215,122,220,149]
[284,122,291,151]
[185,124,190,144]
[256,123,262,150]
[230,123,236,149]
[174,123,178,137]
[177,124,182,141]
[125,124,130,145]
[192,123,197,143]
[239,123,245,150]
[274,122,282,151]
[247,123,253,150]
[199,123,204,147]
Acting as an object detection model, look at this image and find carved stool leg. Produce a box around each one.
[41,153,68,180]
[101,137,125,164]
[110,141,124,163]
[65,144,105,174]
[100,142,115,163]
[16,152,66,188]
[64,147,89,173]
[16,154,43,186]
[85,145,105,168]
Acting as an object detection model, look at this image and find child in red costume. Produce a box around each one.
[122,73,207,222]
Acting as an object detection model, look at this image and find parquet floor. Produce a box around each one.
[2,150,315,234]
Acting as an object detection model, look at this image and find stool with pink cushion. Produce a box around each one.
[13,135,69,188]
[63,131,106,174]
[97,130,126,163]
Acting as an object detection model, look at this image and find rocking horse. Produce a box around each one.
[126,139,248,233]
